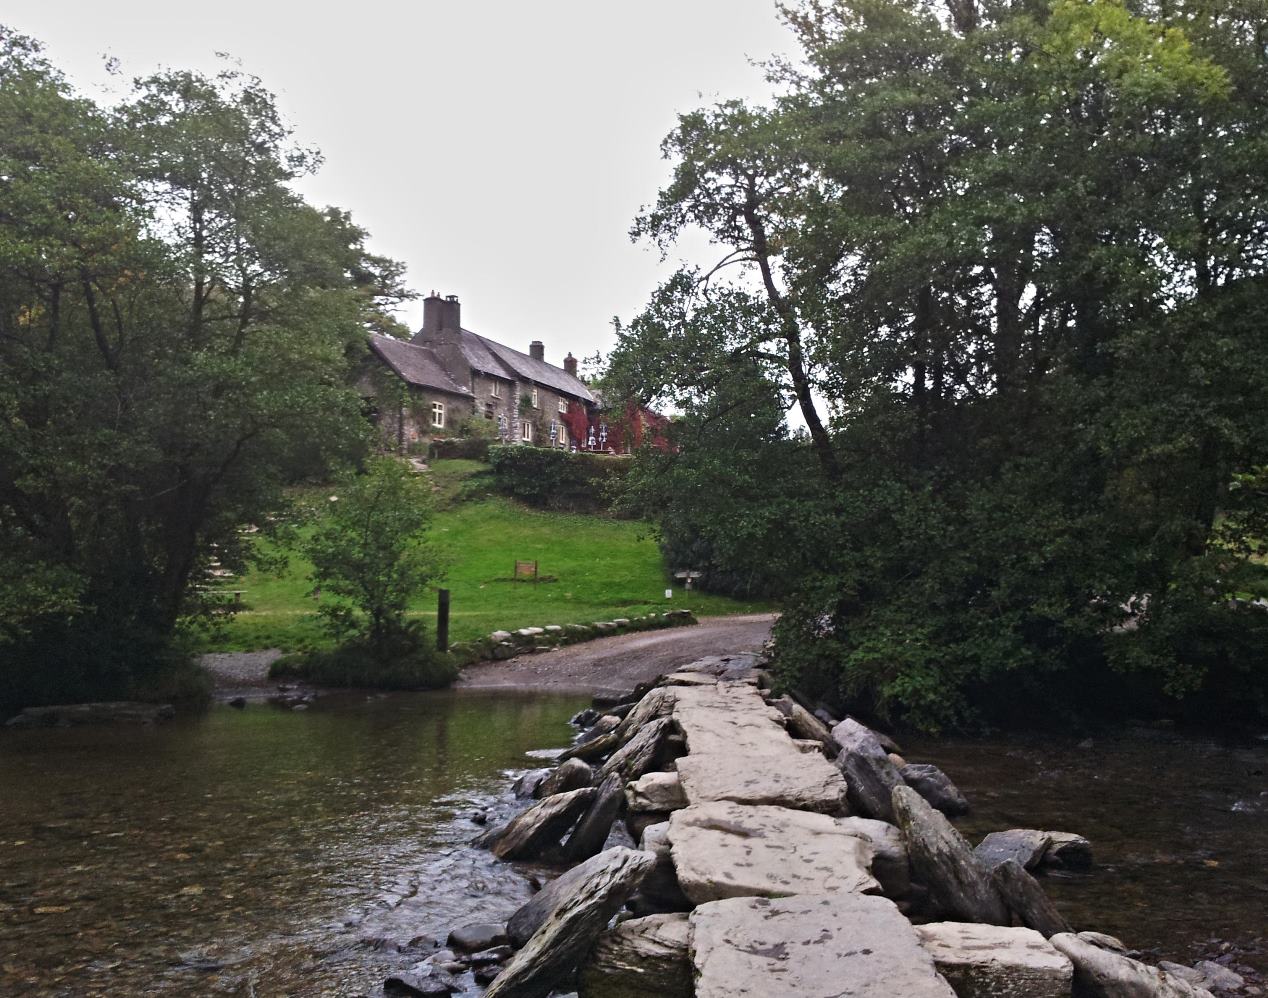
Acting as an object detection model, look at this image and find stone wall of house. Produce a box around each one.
[358,367,473,452]
[470,372,579,449]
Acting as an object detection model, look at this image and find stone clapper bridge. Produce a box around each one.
[389,654,1227,998]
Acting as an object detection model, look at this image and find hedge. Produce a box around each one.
[487,445,632,512]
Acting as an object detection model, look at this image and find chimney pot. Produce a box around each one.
[563,352,578,377]
[529,340,545,362]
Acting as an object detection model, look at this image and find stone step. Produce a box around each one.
[689,894,957,998]
[666,801,879,904]
[672,684,849,814]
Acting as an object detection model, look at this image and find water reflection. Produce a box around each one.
[0,691,586,996]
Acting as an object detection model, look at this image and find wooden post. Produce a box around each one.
[437,588,450,651]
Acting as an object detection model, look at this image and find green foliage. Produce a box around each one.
[487,444,632,513]
[617,0,1268,730]
[268,625,458,690]
[195,461,771,652]
[304,458,442,649]
[0,32,402,709]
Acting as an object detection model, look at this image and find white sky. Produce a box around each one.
[7,0,795,369]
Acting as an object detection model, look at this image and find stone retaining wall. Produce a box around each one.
[391,653,1242,998]
[444,610,697,667]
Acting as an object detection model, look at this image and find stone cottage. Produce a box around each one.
[363,292,597,450]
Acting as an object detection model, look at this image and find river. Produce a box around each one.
[0,691,587,996]
[1,694,1264,995]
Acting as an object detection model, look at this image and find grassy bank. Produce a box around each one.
[194,460,773,653]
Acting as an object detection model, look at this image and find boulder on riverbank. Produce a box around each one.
[991,859,1072,938]
[485,847,657,998]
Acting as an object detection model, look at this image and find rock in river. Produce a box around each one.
[536,758,594,799]
[486,847,657,998]
[689,893,956,998]
[990,858,1071,938]
[902,763,970,816]
[892,784,1009,924]
[625,771,688,813]
[488,788,596,861]
[976,829,1053,871]
[1050,932,1216,998]
[562,772,625,862]
[916,921,1073,998]
[577,912,692,998]
[832,718,906,821]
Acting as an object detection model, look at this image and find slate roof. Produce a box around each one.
[456,329,596,404]
[367,333,474,397]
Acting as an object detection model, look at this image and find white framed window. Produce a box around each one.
[531,387,539,408]
[558,396,568,414]
[431,402,445,428]
[490,380,501,399]
[521,420,533,442]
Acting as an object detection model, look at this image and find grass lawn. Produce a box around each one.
[193,460,774,653]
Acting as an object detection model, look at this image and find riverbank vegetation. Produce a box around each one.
[197,459,772,655]
[0,32,403,712]
[612,0,1268,731]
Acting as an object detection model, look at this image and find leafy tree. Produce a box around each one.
[304,457,443,650]
[0,31,406,708]
[616,0,1268,729]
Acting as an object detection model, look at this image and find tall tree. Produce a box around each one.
[0,33,407,707]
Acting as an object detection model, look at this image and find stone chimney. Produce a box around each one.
[420,292,461,339]
[529,340,545,362]
[563,352,578,377]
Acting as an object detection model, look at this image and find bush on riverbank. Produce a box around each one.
[269,627,459,690]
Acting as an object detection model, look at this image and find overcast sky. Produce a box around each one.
[7,0,795,369]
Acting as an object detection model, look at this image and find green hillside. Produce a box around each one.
[196,460,771,653]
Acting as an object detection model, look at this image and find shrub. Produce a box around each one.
[269,625,458,690]
[429,437,492,461]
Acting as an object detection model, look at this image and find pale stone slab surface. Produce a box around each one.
[667,801,878,903]
[672,684,849,813]
[689,894,957,998]
[837,815,912,899]
[917,922,1073,998]
[578,912,691,998]
[1050,933,1215,998]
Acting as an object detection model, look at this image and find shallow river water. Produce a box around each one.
[1,692,1265,995]
[0,691,587,996]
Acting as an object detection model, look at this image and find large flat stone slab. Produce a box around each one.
[667,801,879,903]
[689,894,957,998]
[672,684,849,813]
[916,922,1073,998]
